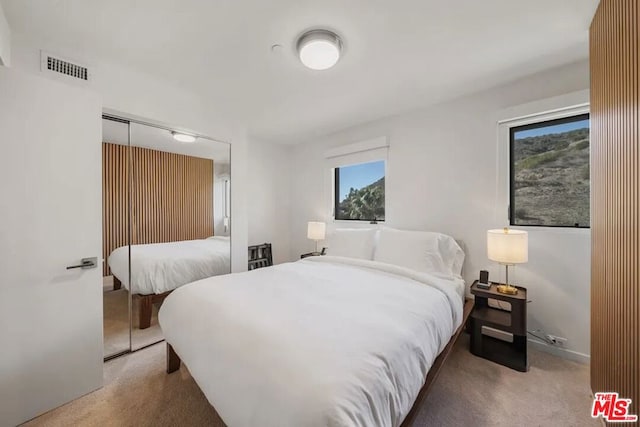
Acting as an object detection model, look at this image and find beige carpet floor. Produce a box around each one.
[103,276,164,357]
[102,285,130,357]
[23,334,598,427]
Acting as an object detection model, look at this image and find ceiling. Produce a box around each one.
[103,118,230,163]
[2,0,599,144]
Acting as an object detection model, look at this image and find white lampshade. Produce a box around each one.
[487,228,528,264]
[307,221,326,241]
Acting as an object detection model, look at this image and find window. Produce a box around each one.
[510,113,590,228]
[334,160,385,221]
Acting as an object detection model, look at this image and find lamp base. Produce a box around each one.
[496,284,518,295]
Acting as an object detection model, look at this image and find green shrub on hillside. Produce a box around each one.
[337,177,385,220]
[512,127,590,227]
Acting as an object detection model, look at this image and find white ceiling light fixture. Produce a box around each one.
[297,29,343,71]
[171,131,197,143]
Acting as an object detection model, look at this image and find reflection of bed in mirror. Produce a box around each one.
[108,236,230,329]
[102,118,232,355]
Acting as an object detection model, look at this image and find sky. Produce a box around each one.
[339,160,385,200]
[514,118,589,139]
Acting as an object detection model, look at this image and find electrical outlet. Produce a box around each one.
[546,334,568,346]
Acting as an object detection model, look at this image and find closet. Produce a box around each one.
[102,116,232,358]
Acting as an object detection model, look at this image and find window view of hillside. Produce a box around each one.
[511,114,590,227]
[335,160,385,221]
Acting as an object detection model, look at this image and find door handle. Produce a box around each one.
[66,257,98,270]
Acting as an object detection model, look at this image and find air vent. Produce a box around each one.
[40,51,91,82]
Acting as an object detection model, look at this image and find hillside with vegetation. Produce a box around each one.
[337,177,385,221]
[512,128,589,227]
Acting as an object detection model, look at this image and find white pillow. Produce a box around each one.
[326,228,378,260]
[374,228,463,276]
[439,236,465,277]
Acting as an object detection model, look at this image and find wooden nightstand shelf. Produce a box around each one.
[300,252,320,259]
[300,248,327,259]
[470,280,528,372]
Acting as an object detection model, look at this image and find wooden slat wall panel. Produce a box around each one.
[102,143,130,277]
[102,143,214,276]
[590,0,639,417]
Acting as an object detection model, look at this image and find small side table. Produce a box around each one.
[300,252,321,259]
[300,248,326,259]
[470,280,528,372]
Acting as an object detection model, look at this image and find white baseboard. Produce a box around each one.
[480,326,590,365]
[527,338,590,365]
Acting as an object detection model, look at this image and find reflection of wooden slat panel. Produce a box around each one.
[102,143,130,276]
[102,143,214,277]
[590,0,639,416]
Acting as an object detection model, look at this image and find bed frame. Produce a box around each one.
[110,274,172,329]
[166,298,474,425]
[139,291,172,329]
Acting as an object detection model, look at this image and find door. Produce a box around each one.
[102,117,132,359]
[0,67,103,425]
[127,121,232,350]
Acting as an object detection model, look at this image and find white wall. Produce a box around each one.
[9,34,250,272]
[247,138,292,265]
[289,60,591,361]
[0,2,10,66]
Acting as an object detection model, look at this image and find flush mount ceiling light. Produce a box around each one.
[171,131,197,143]
[296,29,342,71]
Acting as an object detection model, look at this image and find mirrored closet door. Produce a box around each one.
[128,122,231,350]
[102,116,132,359]
[101,117,232,357]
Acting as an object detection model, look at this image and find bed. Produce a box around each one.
[159,228,472,427]
[108,236,230,329]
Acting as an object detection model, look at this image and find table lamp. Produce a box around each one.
[487,227,528,295]
[307,221,326,254]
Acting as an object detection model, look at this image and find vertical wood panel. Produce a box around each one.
[102,143,130,277]
[590,0,639,418]
[102,142,214,276]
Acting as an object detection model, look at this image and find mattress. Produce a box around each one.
[108,236,230,295]
[159,255,464,427]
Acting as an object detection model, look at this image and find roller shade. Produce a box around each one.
[324,136,389,168]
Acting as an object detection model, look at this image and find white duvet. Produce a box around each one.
[108,236,230,295]
[159,256,464,427]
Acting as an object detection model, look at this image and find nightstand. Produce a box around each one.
[470,280,528,372]
[300,252,320,259]
[300,248,326,259]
